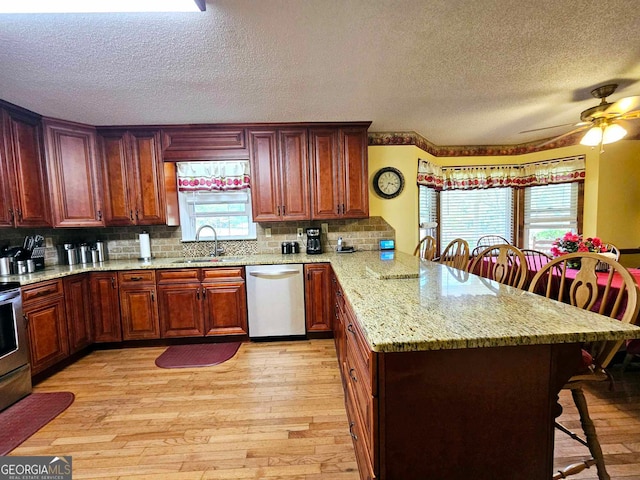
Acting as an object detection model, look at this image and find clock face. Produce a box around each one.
[373,167,404,199]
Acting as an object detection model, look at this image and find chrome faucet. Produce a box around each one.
[195,225,218,257]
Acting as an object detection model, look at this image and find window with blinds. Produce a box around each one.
[440,188,514,249]
[523,183,578,252]
[418,186,438,240]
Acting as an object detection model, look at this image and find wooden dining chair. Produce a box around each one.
[413,235,437,261]
[439,238,470,271]
[528,252,640,480]
[471,234,511,256]
[521,249,551,270]
[469,244,528,289]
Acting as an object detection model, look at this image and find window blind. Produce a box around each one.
[523,183,578,252]
[440,188,513,249]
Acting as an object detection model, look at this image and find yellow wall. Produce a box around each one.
[368,140,640,262]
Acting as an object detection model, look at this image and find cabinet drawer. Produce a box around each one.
[157,268,201,284]
[345,307,376,394]
[347,338,376,454]
[119,270,155,285]
[202,267,244,282]
[346,384,376,480]
[22,279,63,304]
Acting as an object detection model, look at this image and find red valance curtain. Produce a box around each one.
[417,155,585,191]
[177,161,250,192]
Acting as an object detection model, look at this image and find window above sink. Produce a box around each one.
[177,161,257,242]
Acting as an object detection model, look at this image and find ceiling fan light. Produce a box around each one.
[580,126,603,146]
[602,123,627,144]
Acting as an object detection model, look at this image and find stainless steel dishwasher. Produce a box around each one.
[245,264,305,338]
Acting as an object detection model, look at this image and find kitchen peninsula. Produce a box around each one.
[8,251,640,479]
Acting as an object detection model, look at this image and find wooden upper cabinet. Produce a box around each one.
[310,126,369,220]
[162,127,248,161]
[98,129,165,226]
[0,105,51,228]
[43,118,104,227]
[248,128,310,222]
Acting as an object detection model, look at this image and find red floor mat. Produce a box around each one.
[155,342,241,369]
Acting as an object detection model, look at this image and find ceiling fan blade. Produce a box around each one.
[518,122,585,134]
[536,124,591,148]
[603,95,640,116]
[619,110,640,120]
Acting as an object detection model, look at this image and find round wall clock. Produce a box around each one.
[373,167,405,199]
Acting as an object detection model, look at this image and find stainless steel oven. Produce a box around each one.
[0,282,31,412]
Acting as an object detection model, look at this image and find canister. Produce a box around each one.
[0,257,11,276]
[95,240,108,262]
[79,244,91,264]
[91,249,99,264]
[16,260,27,275]
[26,259,35,273]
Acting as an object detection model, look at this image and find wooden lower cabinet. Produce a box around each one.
[63,273,93,353]
[157,267,247,338]
[90,272,122,343]
[119,270,159,340]
[304,263,332,332]
[22,279,69,375]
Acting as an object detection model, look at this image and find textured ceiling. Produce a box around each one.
[1,0,639,146]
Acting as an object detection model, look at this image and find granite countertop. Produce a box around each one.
[5,250,640,353]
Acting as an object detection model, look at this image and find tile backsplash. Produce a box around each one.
[0,217,395,266]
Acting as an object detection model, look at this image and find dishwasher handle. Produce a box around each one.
[249,269,300,279]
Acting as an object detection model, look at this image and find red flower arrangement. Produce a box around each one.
[550,232,608,257]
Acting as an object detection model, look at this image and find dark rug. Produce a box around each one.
[155,342,241,369]
[0,392,75,455]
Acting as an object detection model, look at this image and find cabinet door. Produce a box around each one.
[24,295,69,375]
[100,131,133,226]
[129,130,165,225]
[304,263,332,332]
[63,274,93,353]
[0,113,12,227]
[1,109,51,227]
[310,128,341,219]
[248,129,281,221]
[203,282,248,336]
[44,118,104,227]
[278,129,310,220]
[120,287,159,340]
[340,128,369,218]
[90,272,122,343]
[157,283,205,337]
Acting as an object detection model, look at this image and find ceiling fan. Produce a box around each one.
[521,84,640,149]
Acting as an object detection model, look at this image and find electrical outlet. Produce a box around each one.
[265,228,272,238]
[321,223,328,234]
[297,228,303,238]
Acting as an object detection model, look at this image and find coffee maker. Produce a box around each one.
[306,227,322,254]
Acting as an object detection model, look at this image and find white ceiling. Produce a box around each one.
[1,0,639,146]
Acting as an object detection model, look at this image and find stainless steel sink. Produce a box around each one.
[172,257,241,264]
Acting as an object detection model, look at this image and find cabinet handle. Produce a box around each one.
[135,209,139,220]
[347,323,355,334]
[336,290,342,297]
[8,208,14,222]
[337,204,340,214]
[23,313,29,329]
[111,277,116,289]
[349,368,358,382]
[196,288,200,300]
[202,288,206,299]
[130,210,134,221]
[341,204,345,215]
[349,422,358,441]
[277,205,281,216]
[282,205,286,215]
[97,210,103,220]
[16,208,22,221]
[130,276,143,281]
[151,291,155,302]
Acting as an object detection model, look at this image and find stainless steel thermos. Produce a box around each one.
[281,241,299,254]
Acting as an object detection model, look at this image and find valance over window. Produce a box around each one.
[177,161,250,192]
[417,155,585,191]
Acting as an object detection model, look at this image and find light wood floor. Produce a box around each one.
[10,339,640,479]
